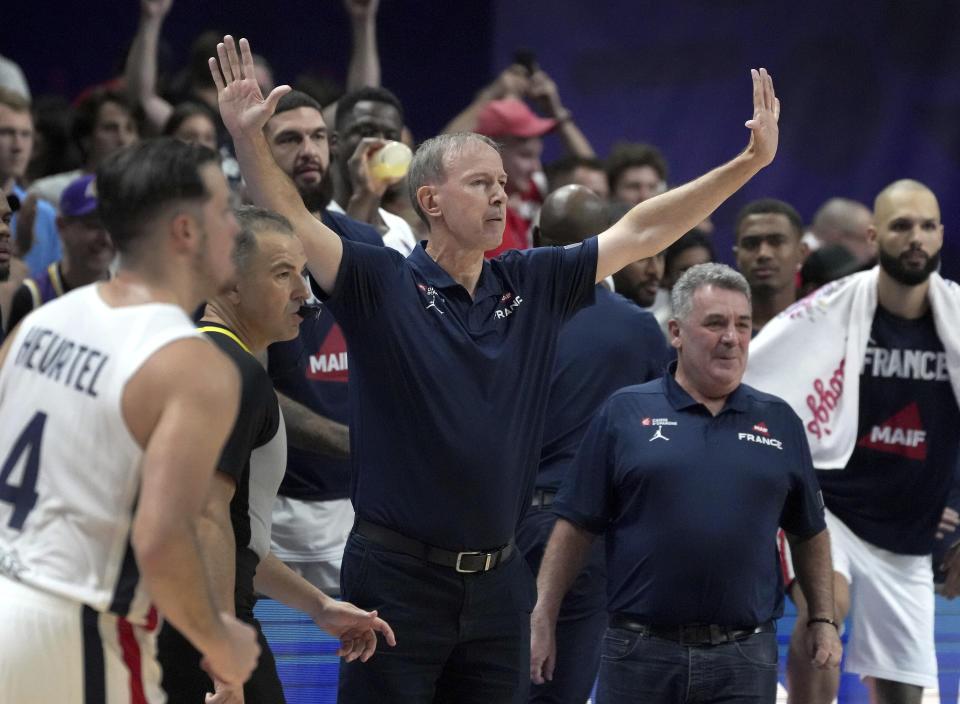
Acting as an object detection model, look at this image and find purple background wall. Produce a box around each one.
[491,0,960,278]
[5,0,958,278]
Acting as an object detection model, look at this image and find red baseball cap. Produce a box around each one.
[474,99,557,139]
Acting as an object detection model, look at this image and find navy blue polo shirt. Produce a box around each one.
[818,306,960,555]
[318,237,598,550]
[269,208,382,500]
[554,367,825,627]
[537,286,670,492]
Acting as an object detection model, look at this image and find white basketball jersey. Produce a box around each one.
[0,284,200,625]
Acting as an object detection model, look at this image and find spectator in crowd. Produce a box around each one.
[650,227,716,334]
[320,0,384,127]
[29,88,139,212]
[159,205,393,703]
[808,196,876,266]
[25,96,82,185]
[330,86,418,254]
[447,59,595,258]
[125,0,217,135]
[745,179,960,704]
[0,136,262,702]
[473,97,556,257]
[522,184,669,703]
[6,175,113,332]
[606,141,668,206]
[544,155,609,199]
[663,227,715,290]
[260,88,383,597]
[531,263,841,702]
[0,88,60,274]
[798,243,861,298]
[162,101,218,150]
[607,200,666,309]
[380,126,429,242]
[213,35,780,702]
[733,198,804,330]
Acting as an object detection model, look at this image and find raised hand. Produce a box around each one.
[348,138,403,198]
[314,600,396,663]
[208,36,290,138]
[140,0,173,20]
[743,68,780,168]
[490,65,531,100]
[344,0,379,20]
[527,69,563,118]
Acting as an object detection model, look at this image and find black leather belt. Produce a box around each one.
[531,489,556,508]
[610,613,775,645]
[354,518,513,574]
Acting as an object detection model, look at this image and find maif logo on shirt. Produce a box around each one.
[856,401,927,460]
[307,324,349,382]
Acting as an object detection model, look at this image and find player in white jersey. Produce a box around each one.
[0,137,261,703]
[747,180,960,704]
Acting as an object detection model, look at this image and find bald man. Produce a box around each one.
[809,197,876,266]
[523,186,670,704]
[748,180,960,704]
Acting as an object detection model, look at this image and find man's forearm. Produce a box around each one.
[345,190,385,233]
[254,552,329,618]
[788,529,836,620]
[597,151,761,280]
[535,519,597,621]
[233,133,306,223]
[346,9,380,90]
[556,119,595,159]
[197,506,238,615]
[124,14,172,132]
[133,522,227,654]
[277,391,350,459]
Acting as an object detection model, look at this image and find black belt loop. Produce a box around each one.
[609,613,775,645]
[531,489,556,508]
[354,518,513,574]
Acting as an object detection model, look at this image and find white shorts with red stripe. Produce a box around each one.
[825,509,937,689]
[0,575,164,703]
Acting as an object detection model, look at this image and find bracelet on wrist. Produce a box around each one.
[807,617,839,630]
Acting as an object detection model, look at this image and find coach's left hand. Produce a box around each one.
[312,599,397,662]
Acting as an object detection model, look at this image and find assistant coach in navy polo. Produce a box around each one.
[531,264,843,703]
[213,35,782,703]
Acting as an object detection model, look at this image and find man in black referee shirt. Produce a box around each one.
[158,205,394,703]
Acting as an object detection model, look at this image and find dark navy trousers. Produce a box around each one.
[338,530,537,703]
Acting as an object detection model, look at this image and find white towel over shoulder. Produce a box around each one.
[743,268,960,469]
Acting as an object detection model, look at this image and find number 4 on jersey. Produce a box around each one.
[0,411,46,530]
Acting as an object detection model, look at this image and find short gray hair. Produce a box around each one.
[406,132,500,228]
[671,262,751,322]
[232,205,294,273]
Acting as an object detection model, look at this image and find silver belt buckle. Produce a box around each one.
[455,550,492,573]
